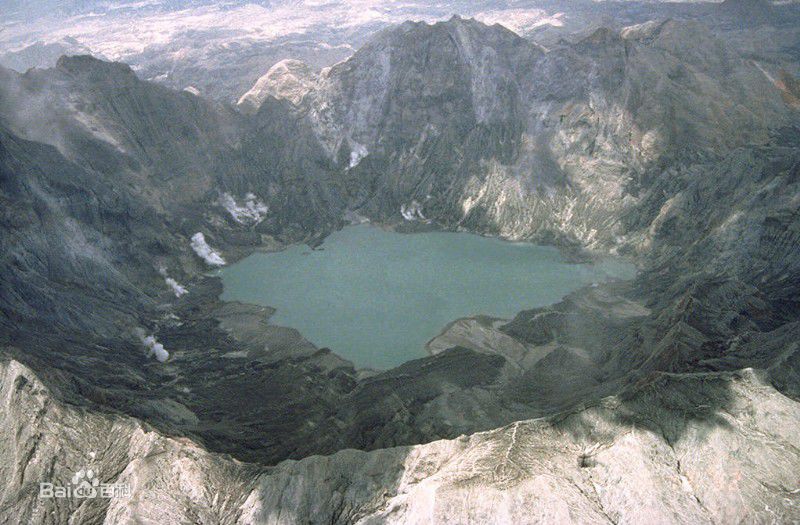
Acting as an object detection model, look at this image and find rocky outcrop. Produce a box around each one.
[3,356,800,523]
[298,17,788,251]
[0,358,260,524]
[237,59,317,113]
[242,367,800,524]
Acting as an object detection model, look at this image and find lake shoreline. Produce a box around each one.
[219,224,637,370]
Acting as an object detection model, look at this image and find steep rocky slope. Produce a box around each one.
[0,14,799,524]
[237,59,317,114]
[3,351,800,523]
[298,17,788,249]
[0,57,355,465]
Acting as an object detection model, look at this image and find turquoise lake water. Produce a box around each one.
[219,225,636,369]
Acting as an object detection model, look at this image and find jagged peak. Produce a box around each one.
[618,18,723,54]
[55,54,136,80]
[237,58,315,113]
[577,26,624,48]
[619,18,710,43]
[377,14,527,47]
[330,14,536,85]
[621,19,670,41]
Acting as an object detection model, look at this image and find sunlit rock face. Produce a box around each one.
[237,59,317,113]
[4,356,800,524]
[298,16,787,250]
[0,6,799,523]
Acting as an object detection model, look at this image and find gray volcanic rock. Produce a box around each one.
[0,358,261,524]
[0,57,354,466]
[237,59,317,113]
[239,368,800,524]
[3,356,800,524]
[0,55,344,236]
[298,17,789,250]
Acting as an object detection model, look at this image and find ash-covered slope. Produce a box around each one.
[0,55,343,232]
[0,15,799,524]
[296,17,789,249]
[0,55,358,466]
[4,346,800,523]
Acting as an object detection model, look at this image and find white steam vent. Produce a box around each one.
[140,334,169,363]
[158,267,188,297]
[401,200,426,221]
[219,192,269,225]
[191,232,226,266]
[348,142,368,169]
